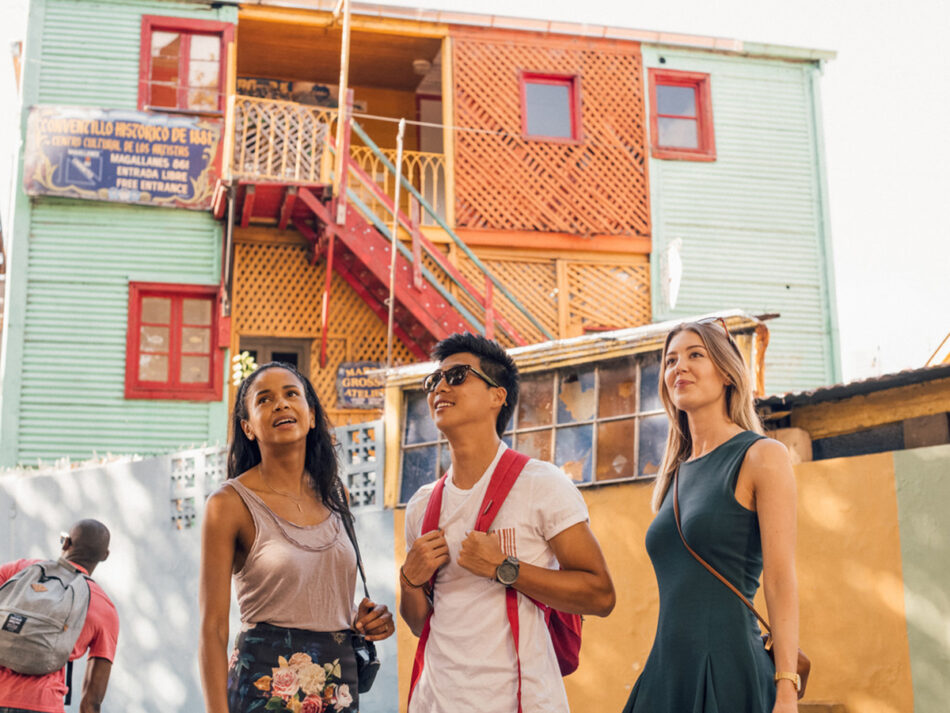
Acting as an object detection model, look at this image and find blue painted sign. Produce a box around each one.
[24,106,222,210]
[337,362,384,409]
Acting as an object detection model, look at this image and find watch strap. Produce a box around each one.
[774,671,801,691]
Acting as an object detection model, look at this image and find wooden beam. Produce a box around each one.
[452,228,652,255]
[277,186,298,230]
[292,217,319,246]
[238,5,448,38]
[790,376,950,440]
[441,35,457,229]
[240,185,256,228]
[211,180,228,220]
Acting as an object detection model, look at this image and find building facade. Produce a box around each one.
[0,1,838,469]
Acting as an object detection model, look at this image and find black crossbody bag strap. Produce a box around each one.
[337,484,371,600]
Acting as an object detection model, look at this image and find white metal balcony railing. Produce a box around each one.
[230,95,446,226]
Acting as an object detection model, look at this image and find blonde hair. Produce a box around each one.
[650,321,763,512]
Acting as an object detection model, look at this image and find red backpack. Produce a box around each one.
[408,449,583,712]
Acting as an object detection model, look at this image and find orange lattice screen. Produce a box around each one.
[565,259,651,336]
[231,233,417,425]
[454,250,558,346]
[451,30,649,237]
[452,247,650,343]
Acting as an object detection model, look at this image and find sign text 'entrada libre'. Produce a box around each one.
[24,106,222,210]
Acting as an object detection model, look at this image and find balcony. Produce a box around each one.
[227,95,446,227]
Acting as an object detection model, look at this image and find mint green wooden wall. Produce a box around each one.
[642,47,840,394]
[0,0,237,466]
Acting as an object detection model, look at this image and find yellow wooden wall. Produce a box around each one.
[392,452,915,712]
[230,228,417,425]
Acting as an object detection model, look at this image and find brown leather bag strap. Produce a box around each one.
[673,469,772,635]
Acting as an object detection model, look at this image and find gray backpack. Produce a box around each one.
[0,558,91,675]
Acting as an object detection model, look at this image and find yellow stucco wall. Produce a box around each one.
[392,451,915,712]
[793,453,914,713]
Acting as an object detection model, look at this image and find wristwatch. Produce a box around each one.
[774,671,801,693]
[494,556,520,586]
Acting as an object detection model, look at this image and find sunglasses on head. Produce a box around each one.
[422,363,501,393]
[699,317,733,339]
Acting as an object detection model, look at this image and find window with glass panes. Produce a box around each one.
[648,68,715,161]
[125,282,222,400]
[519,72,582,142]
[138,16,232,114]
[398,354,668,503]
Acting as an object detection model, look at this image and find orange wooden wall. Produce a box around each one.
[450,28,650,238]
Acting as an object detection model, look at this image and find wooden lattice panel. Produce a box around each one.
[452,32,649,237]
[566,259,651,334]
[232,237,417,418]
[455,250,559,345]
[233,241,325,335]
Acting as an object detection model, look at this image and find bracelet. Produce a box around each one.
[400,565,425,589]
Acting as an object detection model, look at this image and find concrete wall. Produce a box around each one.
[0,448,398,713]
[394,443,950,712]
[893,445,950,712]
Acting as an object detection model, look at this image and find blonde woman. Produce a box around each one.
[622,320,800,713]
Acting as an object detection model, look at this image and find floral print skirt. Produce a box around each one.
[228,622,359,713]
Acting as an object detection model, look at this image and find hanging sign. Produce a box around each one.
[337,362,384,409]
[24,106,222,210]
[237,77,368,111]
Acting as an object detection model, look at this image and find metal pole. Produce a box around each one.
[386,118,406,368]
[333,0,352,224]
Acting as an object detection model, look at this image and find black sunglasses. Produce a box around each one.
[422,364,501,393]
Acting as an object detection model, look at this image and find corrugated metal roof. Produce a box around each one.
[758,363,950,409]
[380,309,766,387]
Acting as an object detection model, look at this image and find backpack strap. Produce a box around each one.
[475,450,530,713]
[407,473,448,706]
[408,449,531,710]
[474,450,529,533]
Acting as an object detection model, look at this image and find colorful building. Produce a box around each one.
[384,340,950,713]
[1,0,838,466]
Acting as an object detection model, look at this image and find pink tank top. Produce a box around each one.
[226,479,357,632]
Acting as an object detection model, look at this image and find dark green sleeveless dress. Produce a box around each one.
[623,431,775,713]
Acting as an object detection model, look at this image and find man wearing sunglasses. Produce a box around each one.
[0,519,119,713]
[400,333,616,713]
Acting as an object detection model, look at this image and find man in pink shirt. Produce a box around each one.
[0,519,119,713]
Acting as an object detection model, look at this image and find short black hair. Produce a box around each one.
[431,333,519,437]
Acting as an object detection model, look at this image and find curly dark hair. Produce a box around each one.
[227,362,350,521]
[431,333,519,436]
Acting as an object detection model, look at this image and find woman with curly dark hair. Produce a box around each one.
[199,362,394,713]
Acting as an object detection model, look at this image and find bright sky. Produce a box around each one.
[2,0,948,383]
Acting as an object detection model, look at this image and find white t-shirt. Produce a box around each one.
[405,443,589,713]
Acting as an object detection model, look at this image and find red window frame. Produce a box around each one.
[138,15,233,115]
[519,71,583,143]
[125,282,223,401]
[649,69,716,161]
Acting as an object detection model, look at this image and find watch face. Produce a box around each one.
[496,559,519,585]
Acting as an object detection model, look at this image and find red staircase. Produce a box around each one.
[213,114,537,363]
[214,179,524,362]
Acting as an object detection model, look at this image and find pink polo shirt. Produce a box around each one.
[0,559,120,713]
